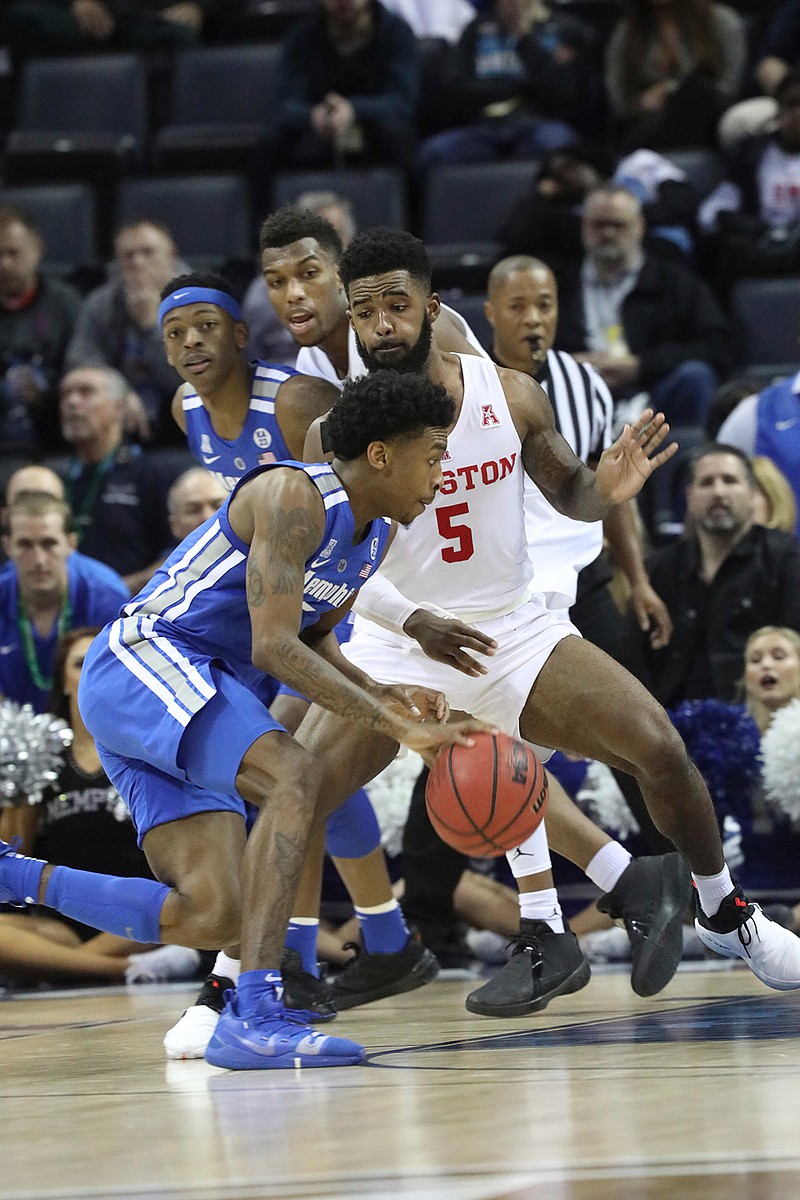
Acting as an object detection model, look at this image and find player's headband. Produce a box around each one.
[158,287,242,325]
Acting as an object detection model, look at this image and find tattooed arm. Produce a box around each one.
[503,368,676,520]
[228,469,469,755]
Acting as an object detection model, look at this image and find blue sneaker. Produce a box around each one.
[205,986,365,1070]
[0,838,36,907]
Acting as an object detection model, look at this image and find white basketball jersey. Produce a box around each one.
[374,355,532,621]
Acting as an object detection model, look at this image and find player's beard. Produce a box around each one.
[354,313,433,375]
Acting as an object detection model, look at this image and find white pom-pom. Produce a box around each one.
[576,760,640,840]
[760,699,800,827]
[364,750,425,857]
[0,700,73,807]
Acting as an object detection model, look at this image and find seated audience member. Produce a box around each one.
[751,455,798,533]
[0,494,129,712]
[500,146,609,273]
[0,207,81,457]
[700,70,800,292]
[641,444,800,707]
[0,627,200,988]
[166,467,226,545]
[716,365,800,535]
[420,0,594,167]
[669,625,800,905]
[243,192,357,367]
[753,0,800,100]
[575,625,800,960]
[604,0,746,152]
[555,185,732,429]
[271,0,420,171]
[66,220,188,446]
[1,1,215,57]
[58,365,172,593]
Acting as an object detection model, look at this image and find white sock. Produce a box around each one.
[692,865,734,918]
[585,842,633,894]
[213,950,241,983]
[519,887,565,933]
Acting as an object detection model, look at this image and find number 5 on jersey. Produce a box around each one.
[436,503,475,563]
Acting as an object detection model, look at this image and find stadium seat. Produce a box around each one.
[153,44,282,176]
[730,277,800,381]
[0,183,98,273]
[271,168,407,229]
[116,175,253,268]
[443,293,493,352]
[422,162,539,289]
[5,54,147,180]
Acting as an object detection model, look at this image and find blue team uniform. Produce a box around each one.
[182,360,296,492]
[0,552,130,712]
[79,462,391,841]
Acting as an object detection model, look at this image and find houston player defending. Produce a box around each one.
[297,228,800,999]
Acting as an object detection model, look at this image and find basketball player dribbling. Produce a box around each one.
[294,227,800,1000]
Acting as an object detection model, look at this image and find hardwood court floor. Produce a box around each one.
[3,962,800,1200]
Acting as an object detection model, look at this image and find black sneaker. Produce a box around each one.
[331,935,439,1010]
[597,852,692,998]
[465,921,590,1017]
[281,948,337,1022]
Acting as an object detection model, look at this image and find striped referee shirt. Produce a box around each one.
[511,347,615,610]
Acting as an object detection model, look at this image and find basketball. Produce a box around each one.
[425,732,549,857]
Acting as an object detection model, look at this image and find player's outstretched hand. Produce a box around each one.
[403,611,498,677]
[596,410,678,504]
[400,717,497,768]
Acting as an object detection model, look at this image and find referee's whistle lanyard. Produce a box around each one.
[65,448,118,547]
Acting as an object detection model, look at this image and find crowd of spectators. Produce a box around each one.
[3,0,800,985]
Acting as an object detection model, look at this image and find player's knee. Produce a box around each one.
[174,874,242,947]
[635,711,692,786]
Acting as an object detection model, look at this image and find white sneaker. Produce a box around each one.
[579,926,632,964]
[465,929,512,965]
[695,888,800,991]
[125,945,201,985]
[163,1004,221,1060]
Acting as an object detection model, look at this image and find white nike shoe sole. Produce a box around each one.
[695,903,800,991]
[163,1005,221,1059]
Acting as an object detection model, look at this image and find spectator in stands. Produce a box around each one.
[419,0,593,167]
[58,365,171,593]
[500,146,610,273]
[699,70,800,293]
[716,363,800,535]
[751,455,798,533]
[166,467,226,544]
[243,192,357,367]
[604,0,746,152]
[754,0,800,99]
[0,494,129,712]
[2,1,215,57]
[640,443,800,707]
[555,184,732,427]
[271,0,420,171]
[66,220,187,447]
[0,207,81,458]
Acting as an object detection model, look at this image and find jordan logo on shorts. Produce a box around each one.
[480,404,500,428]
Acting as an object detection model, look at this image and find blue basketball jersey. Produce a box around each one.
[113,462,391,711]
[183,360,297,491]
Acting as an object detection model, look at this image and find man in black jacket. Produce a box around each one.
[555,185,732,429]
[642,443,800,707]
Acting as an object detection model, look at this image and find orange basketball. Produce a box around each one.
[425,732,549,857]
